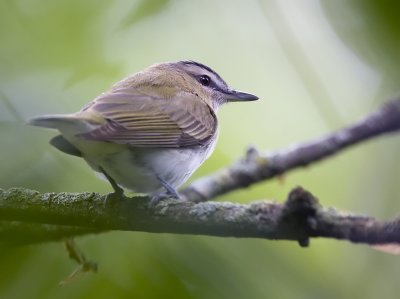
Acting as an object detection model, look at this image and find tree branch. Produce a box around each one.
[0,99,399,247]
[0,187,399,247]
[182,98,400,202]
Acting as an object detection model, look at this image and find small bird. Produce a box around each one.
[29,61,258,204]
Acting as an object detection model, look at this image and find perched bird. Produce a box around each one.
[29,61,258,203]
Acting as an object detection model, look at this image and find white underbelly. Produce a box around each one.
[64,131,218,194]
[86,144,214,194]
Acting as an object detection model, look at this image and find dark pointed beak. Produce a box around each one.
[223,90,259,102]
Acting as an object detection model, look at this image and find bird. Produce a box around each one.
[29,60,258,205]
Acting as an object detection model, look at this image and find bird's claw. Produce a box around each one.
[104,191,125,208]
[148,192,180,209]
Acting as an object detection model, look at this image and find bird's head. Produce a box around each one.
[134,60,258,110]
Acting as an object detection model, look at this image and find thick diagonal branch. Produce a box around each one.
[182,98,400,202]
[1,187,399,247]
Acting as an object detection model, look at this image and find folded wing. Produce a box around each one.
[78,87,217,148]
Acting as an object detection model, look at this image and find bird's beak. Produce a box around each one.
[223,90,259,102]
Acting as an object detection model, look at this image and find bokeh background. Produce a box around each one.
[1,0,400,298]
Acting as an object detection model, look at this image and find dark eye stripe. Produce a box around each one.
[181,61,228,87]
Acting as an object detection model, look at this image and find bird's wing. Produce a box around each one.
[77,87,217,148]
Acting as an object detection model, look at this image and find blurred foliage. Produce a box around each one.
[323,0,400,96]
[0,0,399,298]
[0,0,119,81]
[120,0,171,28]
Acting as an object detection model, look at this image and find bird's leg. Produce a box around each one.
[99,167,125,207]
[157,175,180,198]
[149,175,180,208]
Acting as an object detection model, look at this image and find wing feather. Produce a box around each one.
[78,87,217,148]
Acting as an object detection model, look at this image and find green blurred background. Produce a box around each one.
[1,0,400,298]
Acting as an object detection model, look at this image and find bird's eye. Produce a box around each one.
[199,75,211,86]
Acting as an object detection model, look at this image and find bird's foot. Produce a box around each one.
[99,166,126,208]
[149,175,182,208]
[104,190,125,209]
[148,191,181,209]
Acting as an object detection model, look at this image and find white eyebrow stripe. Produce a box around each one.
[209,73,228,90]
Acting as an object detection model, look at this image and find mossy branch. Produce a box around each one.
[0,98,399,248]
[0,187,399,248]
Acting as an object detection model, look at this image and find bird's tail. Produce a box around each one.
[28,114,80,129]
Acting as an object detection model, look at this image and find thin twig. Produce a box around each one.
[182,98,400,202]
